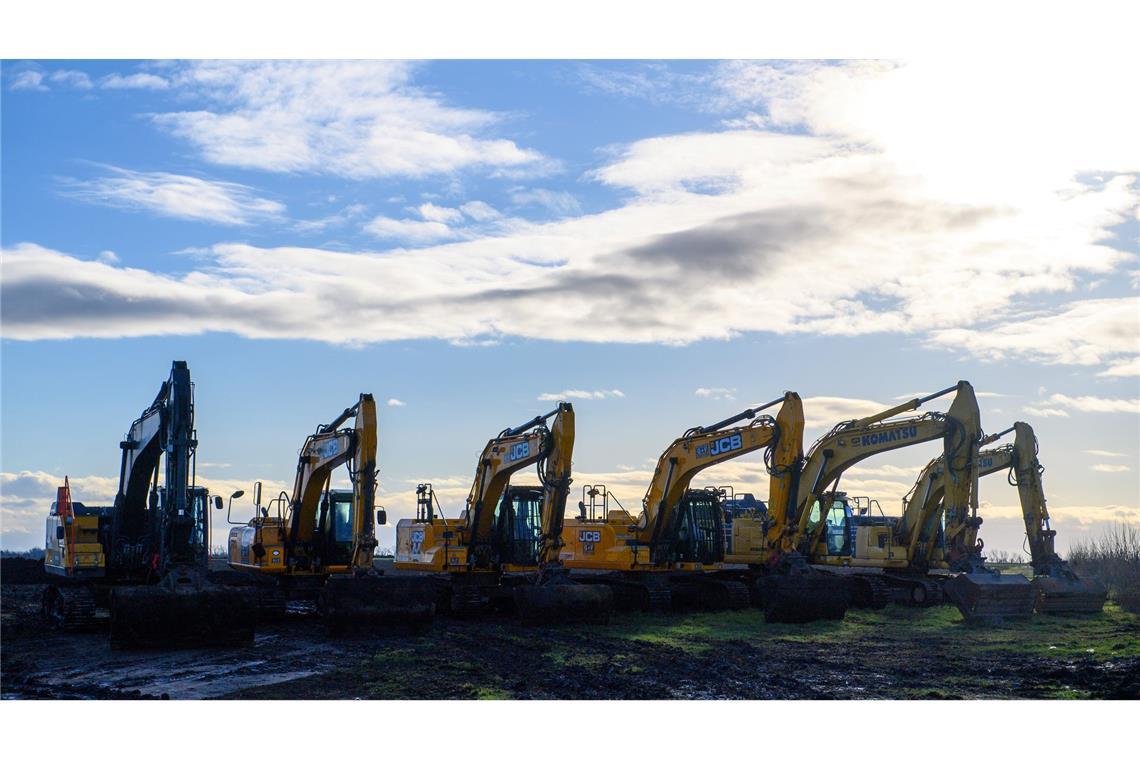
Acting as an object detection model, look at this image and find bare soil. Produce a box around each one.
[3,563,1138,700]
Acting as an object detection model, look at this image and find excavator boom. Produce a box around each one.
[909,421,1105,615]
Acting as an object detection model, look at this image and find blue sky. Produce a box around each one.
[2,59,1137,556]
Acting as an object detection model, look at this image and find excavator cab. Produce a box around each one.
[313,489,356,568]
[494,485,544,567]
[669,489,725,565]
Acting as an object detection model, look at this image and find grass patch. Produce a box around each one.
[469,684,511,700]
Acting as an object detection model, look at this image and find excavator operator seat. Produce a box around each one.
[494,486,544,566]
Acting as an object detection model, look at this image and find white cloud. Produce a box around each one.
[4,61,1136,361]
[460,201,500,221]
[799,396,888,429]
[10,70,47,91]
[1023,406,1070,418]
[695,387,736,401]
[293,203,368,233]
[1100,356,1140,378]
[537,389,625,401]
[1033,393,1140,415]
[149,61,545,179]
[98,73,170,90]
[96,250,120,265]
[930,297,1139,372]
[510,188,581,216]
[1092,464,1132,473]
[418,203,464,224]
[386,398,406,407]
[364,215,456,243]
[1084,449,1125,458]
[49,70,93,89]
[62,166,284,226]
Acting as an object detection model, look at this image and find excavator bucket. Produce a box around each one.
[514,582,614,625]
[109,583,256,649]
[1033,574,1107,614]
[318,574,436,634]
[943,571,1036,624]
[759,574,851,624]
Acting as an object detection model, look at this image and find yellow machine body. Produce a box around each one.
[394,404,574,577]
[563,393,799,573]
[44,510,107,576]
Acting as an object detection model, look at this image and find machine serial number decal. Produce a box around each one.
[696,433,743,459]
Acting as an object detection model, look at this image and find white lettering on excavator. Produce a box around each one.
[851,427,919,447]
[696,433,743,458]
[411,529,425,556]
[579,530,602,543]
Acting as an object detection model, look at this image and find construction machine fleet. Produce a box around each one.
[43,363,1105,642]
[561,392,851,622]
[394,403,612,622]
[905,421,1106,616]
[42,361,255,647]
[226,394,435,630]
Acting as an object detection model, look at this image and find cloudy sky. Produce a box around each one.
[2,59,1137,558]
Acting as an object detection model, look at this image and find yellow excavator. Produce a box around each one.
[906,421,1106,615]
[227,393,435,631]
[393,402,612,622]
[42,361,254,647]
[758,382,1037,623]
[561,392,849,620]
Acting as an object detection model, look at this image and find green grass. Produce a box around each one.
[469,684,511,699]
[579,602,1139,662]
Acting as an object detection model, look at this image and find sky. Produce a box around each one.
[1,59,1137,559]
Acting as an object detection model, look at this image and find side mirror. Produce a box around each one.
[253,481,262,508]
[213,495,224,510]
[376,508,387,526]
[56,526,65,540]
[231,490,245,500]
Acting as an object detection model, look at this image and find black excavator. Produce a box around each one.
[42,361,255,648]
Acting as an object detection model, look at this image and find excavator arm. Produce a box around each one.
[109,375,170,573]
[535,403,575,568]
[463,404,571,567]
[906,421,1105,613]
[284,394,378,569]
[780,382,981,559]
[640,393,793,562]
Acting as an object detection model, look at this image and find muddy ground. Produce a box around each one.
[3,561,1138,699]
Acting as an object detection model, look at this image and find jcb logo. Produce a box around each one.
[579,530,601,543]
[696,433,743,459]
[508,441,530,462]
[979,457,994,468]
